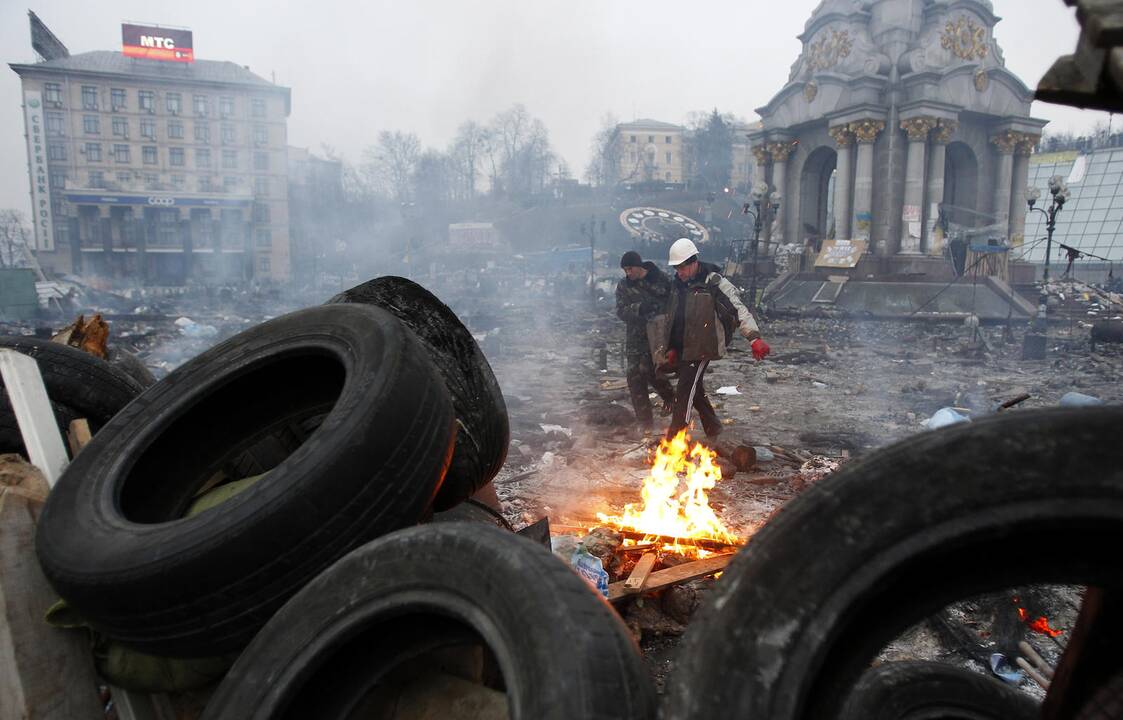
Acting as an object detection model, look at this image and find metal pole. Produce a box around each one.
[1043,211,1054,283]
[589,214,596,306]
[747,207,761,311]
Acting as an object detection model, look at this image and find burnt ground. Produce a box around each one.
[479,287,1122,701]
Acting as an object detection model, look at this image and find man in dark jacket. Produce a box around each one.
[658,238,770,439]
[615,251,675,431]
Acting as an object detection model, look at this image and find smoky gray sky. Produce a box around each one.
[0,0,1111,217]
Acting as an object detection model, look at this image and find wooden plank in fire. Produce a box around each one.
[623,553,657,594]
[551,524,742,552]
[607,553,735,603]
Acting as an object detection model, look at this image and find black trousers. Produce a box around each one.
[626,351,675,426]
[666,359,721,438]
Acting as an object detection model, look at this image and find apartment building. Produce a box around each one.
[10,16,292,284]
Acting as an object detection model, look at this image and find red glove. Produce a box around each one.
[666,348,679,367]
[751,338,770,361]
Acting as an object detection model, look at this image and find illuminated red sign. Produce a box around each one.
[121,24,194,63]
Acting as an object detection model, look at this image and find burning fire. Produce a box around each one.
[1016,606,1064,638]
[596,430,740,551]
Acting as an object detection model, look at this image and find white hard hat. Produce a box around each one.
[668,238,700,266]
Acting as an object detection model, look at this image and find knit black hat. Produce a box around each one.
[620,251,643,268]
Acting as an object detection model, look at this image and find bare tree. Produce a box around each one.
[362,131,421,202]
[584,113,620,186]
[488,104,556,198]
[0,209,31,268]
[448,121,486,201]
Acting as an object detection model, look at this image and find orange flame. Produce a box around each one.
[1016,606,1064,638]
[597,429,739,551]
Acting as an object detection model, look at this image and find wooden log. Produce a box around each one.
[66,419,92,458]
[608,553,735,602]
[551,524,741,553]
[623,554,657,594]
[0,491,104,719]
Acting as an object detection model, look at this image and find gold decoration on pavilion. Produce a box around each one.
[1015,134,1040,157]
[849,119,885,144]
[768,141,798,162]
[974,69,989,92]
[990,131,1019,154]
[804,80,819,102]
[941,16,988,61]
[828,125,854,148]
[900,117,938,142]
[931,119,958,144]
[751,145,772,165]
[807,29,853,72]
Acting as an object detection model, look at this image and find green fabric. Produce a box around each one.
[43,472,269,692]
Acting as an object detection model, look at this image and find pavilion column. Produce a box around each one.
[828,125,854,239]
[1008,134,1038,249]
[849,119,885,245]
[767,141,796,253]
[925,119,956,255]
[898,116,938,255]
[991,130,1019,244]
[751,145,772,249]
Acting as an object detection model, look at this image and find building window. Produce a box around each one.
[253,202,270,223]
[221,124,236,144]
[85,143,101,162]
[142,146,158,164]
[196,149,211,168]
[89,170,105,188]
[219,96,234,117]
[144,173,159,189]
[251,98,265,118]
[665,172,671,181]
[168,120,184,139]
[224,176,238,192]
[254,152,268,171]
[111,88,126,111]
[44,83,62,103]
[81,85,98,110]
[116,171,131,185]
[198,176,212,192]
[138,90,154,112]
[45,112,64,135]
[50,170,67,189]
[666,136,672,144]
[648,135,654,142]
[170,147,185,166]
[140,118,156,139]
[258,255,271,273]
[255,228,272,247]
[193,94,208,116]
[630,151,637,163]
[253,125,267,145]
[82,115,99,134]
[113,144,131,163]
[254,176,268,196]
[222,150,237,169]
[48,143,67,161]
[629,135,636,143]
[666,152,672,164]
[166,92,182,114]
[112,117,128,137]
[195,122,210,143]
[171,174,185,189]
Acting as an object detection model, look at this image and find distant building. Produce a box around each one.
[9,12,292,284]
[611,119,687,185]
[287,146,343,283]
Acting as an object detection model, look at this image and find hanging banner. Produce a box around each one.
[122,24,194,63]
[23,91,53,251]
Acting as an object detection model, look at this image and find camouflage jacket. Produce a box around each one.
[615,261,671,355]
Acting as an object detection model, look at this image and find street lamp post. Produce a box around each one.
[742,180,781,311]
[1025,175,1070,283]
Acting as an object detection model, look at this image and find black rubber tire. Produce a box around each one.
[200,523,656,720]
[329,276,509,510]
[663,407,1123,720]
[0,336,144,455]
[35,304,456,657]
[839,661,1040,720]
[107,347,157,388]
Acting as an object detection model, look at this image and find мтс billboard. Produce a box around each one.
[122,24,194,63]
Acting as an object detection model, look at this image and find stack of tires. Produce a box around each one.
[33,278,655,720]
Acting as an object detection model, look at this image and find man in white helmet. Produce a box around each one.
[654,237,770,438]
